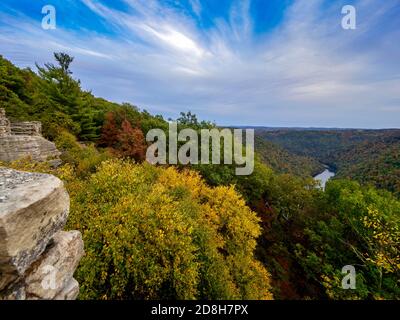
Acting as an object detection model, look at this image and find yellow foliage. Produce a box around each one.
[63,159,273,300]
[362,207,400,274]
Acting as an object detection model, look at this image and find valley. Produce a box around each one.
[255,128,400,196]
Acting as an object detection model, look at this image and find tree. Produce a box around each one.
[36,52,83,116]
[54,52,74,74]
[295,180,400,299]
[99,113,147,162]
[99,112,119,148]
[117,119,147,162]
[78,107,100,141]
[176,111,214,130]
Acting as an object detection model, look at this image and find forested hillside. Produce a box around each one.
[255,136,324,178]
[1,54,399,300]
[332,136,400,197]
[257,128,400,196]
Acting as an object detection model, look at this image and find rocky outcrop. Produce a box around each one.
[0,109,60,164]
[0,168,84,300]
[24,231,84,300]
[0,109,11,136]
[10,121,42,136]
[0,135,61,163]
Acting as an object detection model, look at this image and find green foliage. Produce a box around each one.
[295,180,400,299]
[55,130,110,177]
[256,129,387,164]
[176,111,215,130]
[333,137,400,197]
[0,56,38,120]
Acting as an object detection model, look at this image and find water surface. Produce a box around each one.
[314,169,335,189]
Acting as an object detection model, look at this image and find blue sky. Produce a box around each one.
[0,0,399,128]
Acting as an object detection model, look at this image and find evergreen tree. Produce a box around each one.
[78,107,100,141]
[36,52,83,116]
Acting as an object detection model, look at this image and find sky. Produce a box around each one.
[0,0,399,128]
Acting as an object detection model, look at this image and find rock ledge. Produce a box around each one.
[0,168,84,300]
[0,109,61,164]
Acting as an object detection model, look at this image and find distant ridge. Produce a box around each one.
[229,126,400,131]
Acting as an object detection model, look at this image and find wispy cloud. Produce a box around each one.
[0,0,399,128]
[189,0,202,18]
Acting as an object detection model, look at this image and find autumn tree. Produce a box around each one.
[117,119,147,161]
[99,112,147,162]
[99,112,119,148]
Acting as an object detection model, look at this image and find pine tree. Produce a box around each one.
[79,108,100,141]
[36,52,83,116]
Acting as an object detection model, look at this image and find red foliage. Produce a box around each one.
[99,112,147,162]
[117,119,147,161]
[100,112,119,148]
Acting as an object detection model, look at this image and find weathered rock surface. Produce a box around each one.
[0,168,83,300]
[0,135,61,163]
[54,278,80,300]
[0,168,70,290]
[0,109,11,136]
[10,121,42,136]
[0,109,60,163]
[25,231,84,300]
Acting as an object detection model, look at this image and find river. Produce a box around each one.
[314,168,335,190]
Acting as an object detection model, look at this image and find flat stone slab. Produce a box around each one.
[0,168,69,290]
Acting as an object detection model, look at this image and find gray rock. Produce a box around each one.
[0,168,69,290]
[24,231,84,300]
[0,109,60,163]
[0,109,11,137]
[54,278,80,300]
[0,135,61,163]
[10,122,42,136]
[0,281,26,300]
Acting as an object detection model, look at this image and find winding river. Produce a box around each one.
[314,167,335,190]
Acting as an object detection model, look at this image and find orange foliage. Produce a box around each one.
[99,112,147,162]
